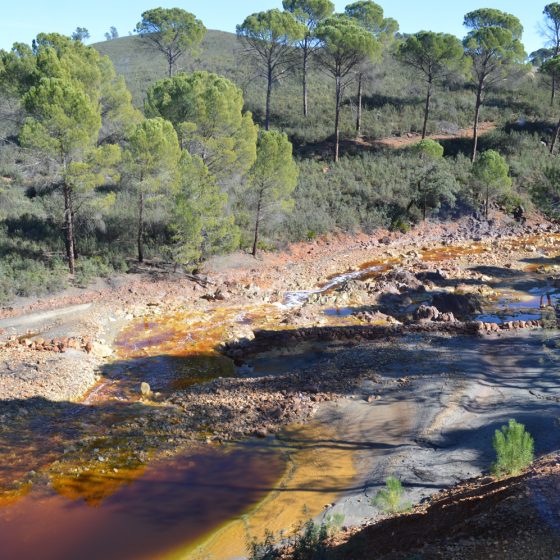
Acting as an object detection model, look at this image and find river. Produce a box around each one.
[1,236,560,559]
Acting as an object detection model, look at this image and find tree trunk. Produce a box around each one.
[302,46,309,117]
[71,206,79,260]
[252,189,263,257]
[356,73,363,135]
[552,73,556,107]
[265,66,272,131]
[422,77,433,140]
[63,183,75,275]
[137,191,144,263]
[167,49,173,77]
[551,116,560,154]
[405,199,415,217]
[334,76,342,162]
[471,82,483,163]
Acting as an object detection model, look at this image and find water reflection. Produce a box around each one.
[0,442,285,560]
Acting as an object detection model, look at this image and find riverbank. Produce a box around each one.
[327,451,560,559]
[1,211,560,559]
[0,210,554,405]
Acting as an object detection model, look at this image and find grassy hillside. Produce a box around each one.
[94,31,552,155]
[94,31,241,106]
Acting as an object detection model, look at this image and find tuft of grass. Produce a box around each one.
[492,419,534,477]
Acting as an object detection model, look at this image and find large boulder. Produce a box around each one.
[385,269,422,291]
[431,292,481,319]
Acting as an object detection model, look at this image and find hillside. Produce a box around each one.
[2,23,559,305]
[94,31,242,106]
[93,32,551,152]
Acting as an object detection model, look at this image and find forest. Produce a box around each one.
[1,1,560,303]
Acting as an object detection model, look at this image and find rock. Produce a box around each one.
[438,312,456,323]
[213,289,227,301]
[91,342,113,358]
[270,407,283,419]
[432,292,482,318]
[140,382,152,398]
[354,310,400,325]
[414,305,440,322]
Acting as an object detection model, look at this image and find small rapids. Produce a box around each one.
[282,264,386,308]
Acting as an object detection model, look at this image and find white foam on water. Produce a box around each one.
[280,265,385,309]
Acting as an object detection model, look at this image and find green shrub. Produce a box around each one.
[492,419,534,476]
[323,512,345,535]
[391,217,411,233]
[247,529,279,560]
[0,254,68,302]
[74,257,114,288]
[372,476,410,514]
[291,519,329,560]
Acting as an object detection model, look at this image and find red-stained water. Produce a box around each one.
[0,304,290,560]
[0,442,285,560]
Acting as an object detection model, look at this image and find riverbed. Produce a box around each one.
[1,232,560,559]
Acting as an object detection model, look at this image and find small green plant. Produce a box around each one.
[323,512,345,535]
[390,217,411,233]
[247,529,279,560]
[291,519,328,560]
[492,419,534,476]
[372,476,410,514]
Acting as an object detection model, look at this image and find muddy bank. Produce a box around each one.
[305,330,560,556]
[221,320,540,359]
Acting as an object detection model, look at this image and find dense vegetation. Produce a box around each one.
[2,2,560,302]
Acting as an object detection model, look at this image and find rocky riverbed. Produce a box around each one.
[1,212,560,559]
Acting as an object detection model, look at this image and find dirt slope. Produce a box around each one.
[329,455,560,559]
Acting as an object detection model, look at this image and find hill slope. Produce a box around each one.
[94,31,242,106]
[94,31,532,148]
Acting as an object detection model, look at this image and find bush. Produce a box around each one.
[291,519,329,560]
[372,477,410,514]
[492,419,534,476]
[0,254,68,302]
[247,529,279,560]
[74,257,114,288]
[391,217,411,233]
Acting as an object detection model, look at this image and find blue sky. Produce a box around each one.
[0,1,547,55]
